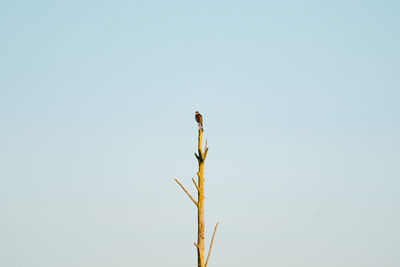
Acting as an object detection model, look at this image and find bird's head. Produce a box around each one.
[195,111,200,114]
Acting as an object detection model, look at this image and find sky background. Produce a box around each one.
[1,1,399,267]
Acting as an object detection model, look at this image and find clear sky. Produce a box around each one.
[1,1,399,267]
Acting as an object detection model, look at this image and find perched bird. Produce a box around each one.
[195,111,203,130]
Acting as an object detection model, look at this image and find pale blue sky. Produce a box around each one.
[1,1,399,267]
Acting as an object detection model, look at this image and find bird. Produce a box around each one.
[195,111,203,130]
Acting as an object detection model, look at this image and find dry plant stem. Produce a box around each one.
[205,222,219,267]
[196,126,206,267]
[175,122,218,267]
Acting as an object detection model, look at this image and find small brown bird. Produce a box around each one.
[195,111,203,130]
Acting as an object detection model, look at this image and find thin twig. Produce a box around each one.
[192,177,200,192]
[203,139,209,159]
[204,147,209,159]
[205,222,219,267]
[174,178,198,206]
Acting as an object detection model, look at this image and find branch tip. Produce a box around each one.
[205,222,219,267]
[192,177,200,192]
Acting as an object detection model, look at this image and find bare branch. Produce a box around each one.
[192,177,200,192]
[175,178,198,206]
[205,222,219,267]
[194,153,200,161]
[204,147,209,160]
[202,139,209,159]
